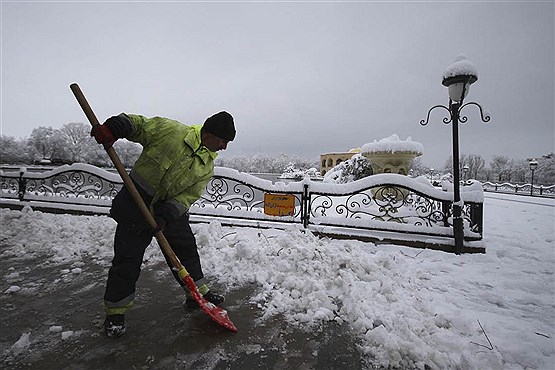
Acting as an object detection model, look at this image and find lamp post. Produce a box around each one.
[420,55,490,254]
[529,159,538,196]
[429,168,435,185]
[463,165,469,181]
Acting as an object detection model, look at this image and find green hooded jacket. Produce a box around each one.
[125,114,218,219]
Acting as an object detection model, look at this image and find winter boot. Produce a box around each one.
[186,290,225,309]
[104,314,126,338]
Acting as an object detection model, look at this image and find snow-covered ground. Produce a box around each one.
[1,193,554,369]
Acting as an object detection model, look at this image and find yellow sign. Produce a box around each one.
[264,193,295,216]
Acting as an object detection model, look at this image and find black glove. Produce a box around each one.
[152,215,167,235]
[102,114,134,140]
[152,201,180,235]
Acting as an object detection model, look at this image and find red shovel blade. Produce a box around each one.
[183,275,238,333]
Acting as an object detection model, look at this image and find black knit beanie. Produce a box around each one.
[203,111,236,141]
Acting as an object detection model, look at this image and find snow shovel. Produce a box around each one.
[70,83,237,333]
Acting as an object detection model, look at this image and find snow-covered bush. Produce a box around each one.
[323,154,373,184]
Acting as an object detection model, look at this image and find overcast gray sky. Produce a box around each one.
[2,1,554,167]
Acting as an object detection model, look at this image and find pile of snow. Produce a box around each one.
[361,134,424,155]
[10,333,31,355]
[1,193,554,368]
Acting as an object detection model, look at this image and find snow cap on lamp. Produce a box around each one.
[442,54,478,102]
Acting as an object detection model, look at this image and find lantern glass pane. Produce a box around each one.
[448,82,469,102]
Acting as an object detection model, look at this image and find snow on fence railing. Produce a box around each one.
[0,163,121,207]
[1,164,485,252]
[191,167,304,224]
[307,174,483,242]
[482,181,555,197]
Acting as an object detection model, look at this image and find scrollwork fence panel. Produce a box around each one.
[1,164,122,206]
[307,180,482,241]
[191,170,304,223]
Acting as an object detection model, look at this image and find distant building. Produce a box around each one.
[320,148,360,176]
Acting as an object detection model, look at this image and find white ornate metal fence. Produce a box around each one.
[1,164,486,253]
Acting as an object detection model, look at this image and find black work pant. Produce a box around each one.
[103,185,205,311]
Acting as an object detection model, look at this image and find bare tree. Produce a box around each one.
[512,159,528,183]
[531,153,555,185]
[490,155,513,182]
[463,154,485,179]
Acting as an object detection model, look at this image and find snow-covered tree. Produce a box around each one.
[115,140,142,168]
[59,122,93,163]
[216,153,318,173]
[28,126,66,161]
[0,135,32,164]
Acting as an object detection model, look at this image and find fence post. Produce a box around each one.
[470,203,483,236]
[441,201,450,227]
[18,168,27,201]
[302,184,310,228]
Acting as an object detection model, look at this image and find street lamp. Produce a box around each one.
[420,55,491,254]
[429,168,435,184]
[529,159,538,196]
[463,165,469,181]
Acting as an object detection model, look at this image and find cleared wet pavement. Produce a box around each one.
[1,252,364,369]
